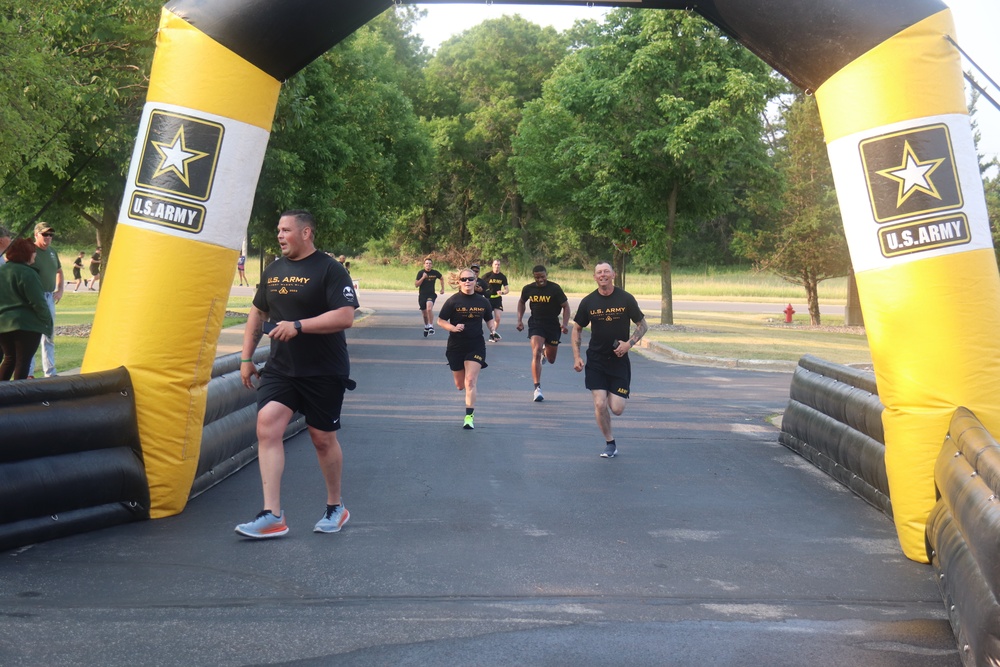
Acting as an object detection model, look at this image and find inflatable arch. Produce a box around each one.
[82,0,998,562]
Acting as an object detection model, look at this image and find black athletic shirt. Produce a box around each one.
[253,251,359,377]
[416,269,444,297]
[439,292,494,348]
[519,281,568,325]
[481,271,508,300]
[574,287,645,356]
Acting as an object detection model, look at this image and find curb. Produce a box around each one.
[636,339,798,373]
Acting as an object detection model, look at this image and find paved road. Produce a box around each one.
[0,295,955,666]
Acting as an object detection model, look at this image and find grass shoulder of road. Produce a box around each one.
[39,260,871,369]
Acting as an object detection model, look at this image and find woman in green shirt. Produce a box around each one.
[0,238,53,380]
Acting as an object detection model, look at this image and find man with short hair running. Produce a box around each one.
[236,209,359,538]
[572,262,648,459]
[415,257,445,337]
[516,265,570,403]
[481,259,509,342]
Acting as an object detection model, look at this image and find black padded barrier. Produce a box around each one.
[0,369,149,551]
[191,347,306,499]
[928,407,1000,666]
[779,355,890,516]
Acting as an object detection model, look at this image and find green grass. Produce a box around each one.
[38,262,864,373]
[646,311,871,366]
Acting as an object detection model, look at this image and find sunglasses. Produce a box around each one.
[459,276,476,282]
[41,232,54,237]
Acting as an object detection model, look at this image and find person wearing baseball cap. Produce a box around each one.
[470,262,488,297]
[30,222,63,377]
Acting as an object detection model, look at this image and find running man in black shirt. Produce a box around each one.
[415,257,445,337]
[438,267,497,430]
[572,262,648,459]
[236,210,359,538]
[481,259,509,342]
[516,265,571,403]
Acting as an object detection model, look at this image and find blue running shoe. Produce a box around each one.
[235,510,288,538]
[314,505,350,533]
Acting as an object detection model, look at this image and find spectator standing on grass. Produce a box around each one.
[0,239,53,380]
[481,259,509,342]
[237,254,249,286]
[516,265,570,403]
[235,209,359,539]
[29,222,63,378]
[571,261,648,459]
[415,257,444,337]
[437,267,496,430]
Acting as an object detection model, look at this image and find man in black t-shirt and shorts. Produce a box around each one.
[516,265,570,403]
[481,259,509,342]
[236,210,359,538]
[415,257,445,337]
[572,261,648,459]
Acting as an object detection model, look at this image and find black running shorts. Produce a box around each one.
[584,351,631,399]
[446,341,488,371]
[257,371,346,432]
[527,321,562,347]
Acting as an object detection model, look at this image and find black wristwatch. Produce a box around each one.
[293,321,302,331]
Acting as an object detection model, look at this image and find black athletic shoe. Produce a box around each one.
[423,328,429,337]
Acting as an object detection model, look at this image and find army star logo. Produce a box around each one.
[136,110,224,201]
[875,140,945,208]
[859,124,962,223]
[150,126,209,188]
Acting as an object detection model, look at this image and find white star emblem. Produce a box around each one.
[151,126,208,187]
[876,140,945,207]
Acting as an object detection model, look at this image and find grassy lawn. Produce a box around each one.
[39,263,865,373]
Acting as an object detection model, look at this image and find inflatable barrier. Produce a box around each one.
[0,369,149,552]
[780,355,890,516]
[928,408,1000,665]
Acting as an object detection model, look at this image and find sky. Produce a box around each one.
[411,0,1000,169]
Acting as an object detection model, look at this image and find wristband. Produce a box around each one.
[240,359,253,363]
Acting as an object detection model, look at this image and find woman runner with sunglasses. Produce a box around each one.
[437,267,497,430]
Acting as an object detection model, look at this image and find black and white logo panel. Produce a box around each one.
[860,124,962,224]
[136,110,224,202]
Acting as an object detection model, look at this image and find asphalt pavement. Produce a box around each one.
[0,290,957,666]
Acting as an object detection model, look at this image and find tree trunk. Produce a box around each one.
[660,259,673,325]
[96,196,118,260]
[512,191,529,249]
[613,249,625,289]
[844,266,864,327]
[805,275,821,325]
[660,182,679,325]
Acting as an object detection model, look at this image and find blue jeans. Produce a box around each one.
[28,291,56,377]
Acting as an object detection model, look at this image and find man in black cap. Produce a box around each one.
[470,262,488,297]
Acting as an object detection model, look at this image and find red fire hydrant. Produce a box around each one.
[784,304,795,323]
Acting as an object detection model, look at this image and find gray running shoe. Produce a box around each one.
[600,443,618,458]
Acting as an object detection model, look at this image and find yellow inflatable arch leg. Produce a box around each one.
[82,10,280,517]
[818,10,1000,561]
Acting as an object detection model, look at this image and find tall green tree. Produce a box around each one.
[0,0,160,252]
[249,11,434,256]
[418,16,569,262]
[734,93,850,325]
[514,9,778,323]
[0,1,76,196]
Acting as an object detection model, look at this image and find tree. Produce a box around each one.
[734,93,850,325]
[515,9,779,323]
[0,1,76,200]
[249,10,434,256]
[417,16,569,262]
[0,0,160,254]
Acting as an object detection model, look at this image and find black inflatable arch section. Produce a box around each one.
[166,0,945,92]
